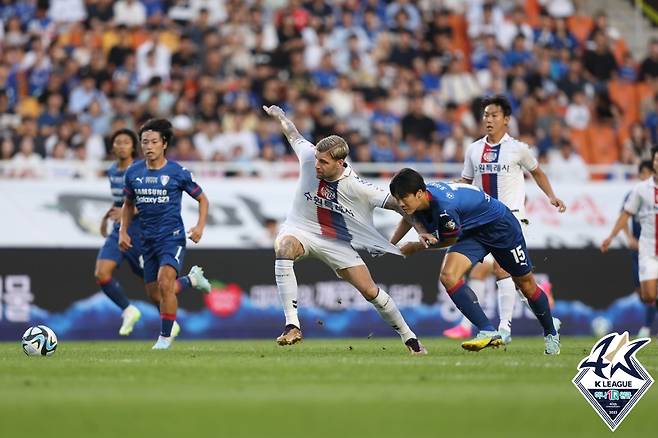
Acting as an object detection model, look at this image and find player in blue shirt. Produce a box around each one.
[389,168,560,355]
[96,128,210,337]
[120,119,209,350]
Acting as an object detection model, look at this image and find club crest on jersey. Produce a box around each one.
[572,332,653,431]
[160,175,170,186]
[319,185,336,200]
[482,151,498,162]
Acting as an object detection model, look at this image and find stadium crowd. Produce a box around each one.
[0,0,656,179]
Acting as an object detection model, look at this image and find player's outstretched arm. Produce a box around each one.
[601,210,633,253]
[118,199,135,251]
[383,196,437,247]
[262,105,304,146]
[529,166,566,212]
[187,193,208,243]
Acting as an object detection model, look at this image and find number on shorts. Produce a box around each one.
[174,246,182,263]
[510,245,526,264]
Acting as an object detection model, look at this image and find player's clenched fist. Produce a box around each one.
[262,105,285,119]
[187,225,204,243]
[118,231,132,251]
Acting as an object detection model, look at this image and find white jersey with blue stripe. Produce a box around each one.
[284,137,401,255]
[462,133,538,219]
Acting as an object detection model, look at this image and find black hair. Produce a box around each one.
[481,94,512,117]
[652,146,658,162]
[639,159,654,174]
[111,128,139,158]
[139,118,173,146]
[389,168,426,199]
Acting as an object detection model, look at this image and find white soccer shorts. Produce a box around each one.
[638,252,658,282]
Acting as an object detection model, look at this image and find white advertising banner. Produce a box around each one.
[0,178,638,249]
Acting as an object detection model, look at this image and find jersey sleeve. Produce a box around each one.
[291,137,316,163]
[180,167,203,199]
[623,186,642,215]
[519,142,539,172]
[123,168,135,201]
[437,208,462,241]
[461,145,475,180]
[353,175,389,209]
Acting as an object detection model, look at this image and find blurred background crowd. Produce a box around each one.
[0,0,656,180]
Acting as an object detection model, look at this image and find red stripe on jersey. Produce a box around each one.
[317,180,337,238]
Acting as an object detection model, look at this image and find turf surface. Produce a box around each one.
[0,337,656,438]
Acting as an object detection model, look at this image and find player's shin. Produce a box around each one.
[496,277,516,332]
[275,259,300,328]
[97,277,131,310]
[527,286,557,336]
[446,279,496,332]
[369,288,415,341]
[643,302,656,330]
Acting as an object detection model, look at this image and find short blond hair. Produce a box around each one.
[316,135,349,160]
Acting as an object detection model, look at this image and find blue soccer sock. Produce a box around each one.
[98,277,130,310]
[528,286,557,336]
[644,302,657,328]
[176,276,191,294]
[446,279,495,332]
[161,313,176,337]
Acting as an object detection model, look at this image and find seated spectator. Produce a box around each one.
[113,0,147,28]
[537,119,567,155]
[405,136,432,163]
[546,139,589,182]
[442,124,473,163]
[169,137,202,161]
[10,136,43,178]
[564,90,590,130]
[624,122,652,162]
[370,129,397,162]
[583,29,618,83]
[401,95,436,143]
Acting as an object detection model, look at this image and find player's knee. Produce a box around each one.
[513,275,535,295]
[157,278,175,296]
[275,237,301,259]
[94,267,112,283]
[360,284,379,300]
[439,270,460,290]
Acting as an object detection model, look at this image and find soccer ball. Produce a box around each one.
[591,316,612,338]
[21,325,58,357]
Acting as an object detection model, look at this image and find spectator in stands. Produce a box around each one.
[624,122,652,162]
[564,89,590,131]
[113,0,147,28]
[639,38,658,81]
[370,129,397,163]
[169,136,202,161]
[442,124,473,163]
[583,29,618,83]
[439,57,481,105]
[401,95,436,143]
[497,6,534,51]
[10,136,43,178]
[545,139,589,182]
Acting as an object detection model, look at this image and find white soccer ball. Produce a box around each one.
[21,325,58,357]
[591,316,612,338]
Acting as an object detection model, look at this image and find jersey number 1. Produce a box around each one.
[510,245,526,264]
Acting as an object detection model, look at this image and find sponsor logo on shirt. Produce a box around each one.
[160,175,170,186]
[478,163,511,173]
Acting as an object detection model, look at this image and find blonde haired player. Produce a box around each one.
[446,95,566,344]
[262,105,427,354]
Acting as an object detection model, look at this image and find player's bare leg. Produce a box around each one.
[152,265,178,350]
[513,273,559,355]
[440,252,501,351]
[145,282,180,338]
[274,235,305,345]
[443,260,491,339]
[95,259,141,336]
[638,279,658,337]
[338,265,426,355]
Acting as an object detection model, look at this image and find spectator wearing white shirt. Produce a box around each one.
[546,139,589,181]
[10,137,44,178]
[48,0,86,23]
[136,29,172,85]
[564,90,590,130]
[114,0,147,28]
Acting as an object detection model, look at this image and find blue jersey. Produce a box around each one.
[107,162,140,232]
[412,181,508,241]
[123,159,202,242]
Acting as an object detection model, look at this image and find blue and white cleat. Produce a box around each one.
[171,321,181,338]
[461,330,503,352]
[553,317,561,333]
[499,329,512,345]
[188,265,211,293]
[152,336,173,350]
[544,333,560,355]
[119,304,141,336]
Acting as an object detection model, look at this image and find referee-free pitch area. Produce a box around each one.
[0,337,656,438]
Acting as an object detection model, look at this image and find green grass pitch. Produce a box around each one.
[0,337,656,438]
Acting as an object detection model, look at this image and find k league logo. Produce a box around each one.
[572,332,653,431]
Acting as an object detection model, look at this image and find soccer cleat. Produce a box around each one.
[553,317,562,333]
[188,265,211,293]
[405,338,428,355]
[152,336,173,350]
[544,333,560,355]
[461,330,503,352]
[276,324,303,345]
[171,321,181,338]
[637,326,651,338]
[499,328,512,345]
[119,304,141,336]
[443,323,473,340]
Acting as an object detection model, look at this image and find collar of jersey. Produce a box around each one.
[323,163,353,182]
[480,132,511,147]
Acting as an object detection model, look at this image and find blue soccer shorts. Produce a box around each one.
[97,222,144,277]
[448,209,533,277]
[141,237,186,284]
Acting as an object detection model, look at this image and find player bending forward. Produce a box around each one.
[263,105,427,355]
[389,168,560,355]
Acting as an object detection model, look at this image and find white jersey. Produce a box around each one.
[284,137,402,256]
[462,133,538,219]
[623,177,658,257]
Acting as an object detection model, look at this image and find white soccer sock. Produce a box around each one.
[497,277,516,333]
[369,288,415,342]
[275,259,300,328]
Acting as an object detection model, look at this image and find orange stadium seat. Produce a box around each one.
[569,128,589,157]
[585,123,620,178]
[524,0,541,27]
[567,14,593,46]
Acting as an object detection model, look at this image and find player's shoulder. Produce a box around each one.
[634,177,654,192]
[426,180,453,196]
[501,133,531,151]
[467,136,486,152]
[125,159,145,176]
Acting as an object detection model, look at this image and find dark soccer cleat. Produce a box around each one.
[276,324,303,345]
[405,338,428,355]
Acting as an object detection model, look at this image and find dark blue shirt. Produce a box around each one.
[107,162,139,232]
[123,160,202,241]
[412,182,508,241]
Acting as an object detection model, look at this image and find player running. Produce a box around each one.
[444,95,566,344]
[119,119,209,349]
[96,128,210,337]
[389,168,560,355]
[601,153,658,337]
[262,104,427,355]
